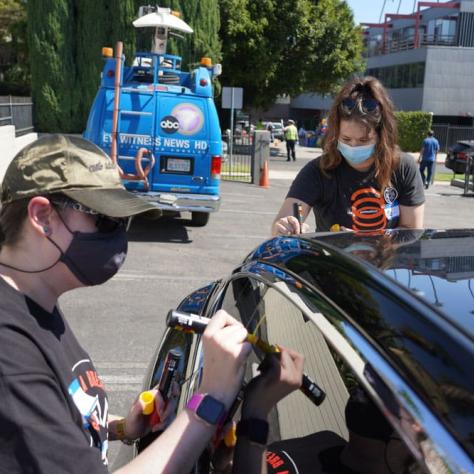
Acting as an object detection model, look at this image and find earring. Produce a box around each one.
[43,226,49,234]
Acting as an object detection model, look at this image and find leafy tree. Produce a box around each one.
[27,0,76,132]
[0,0,29,95]
[28,0,138,132]
[74,0,136,131]
[28,0,221,131]
[179,0,221,68]
[0,0,24,39]
[219,0,364,109]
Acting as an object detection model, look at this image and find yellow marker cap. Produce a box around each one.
[140,391,155,415]
[330,224,340,232]
[224,424,237,447]
[246,334,258,345]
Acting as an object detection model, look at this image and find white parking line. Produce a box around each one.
[106,384,143,392]
[219,209,276,215]
[209,233,267,239]
[97,366,146,392]
[113,273,214,281]
[101,375,144,384]
[95,362,148,369]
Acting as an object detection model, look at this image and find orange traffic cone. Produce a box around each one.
[259,160,270,188]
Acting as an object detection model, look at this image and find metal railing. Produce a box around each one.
[365,34,457,57]
[0,96,34,136]
[431,124,474,152]
[221,134,254,183]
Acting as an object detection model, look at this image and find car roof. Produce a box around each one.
[247,229,474,341]
[244,229,474,459]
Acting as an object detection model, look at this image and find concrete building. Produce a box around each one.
[257,0,474,130]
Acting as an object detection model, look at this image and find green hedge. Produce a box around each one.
[395,111,433,152]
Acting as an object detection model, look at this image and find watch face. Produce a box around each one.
[196,395,224,425]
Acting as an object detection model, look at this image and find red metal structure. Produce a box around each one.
[362,1,461,53]
[414,2,460,48]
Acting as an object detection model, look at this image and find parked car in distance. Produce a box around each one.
[445,140,474,174]
[265,121,284,141]
[120,229,474,473]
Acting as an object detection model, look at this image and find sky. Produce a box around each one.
[345,0,421,25]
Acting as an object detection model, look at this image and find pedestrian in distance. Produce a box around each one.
[418,130,440,189]
[0,134,253,473]
[267,122,274,142]
[272,76,425,236]
[316,118,328,147]
[298,125,307,146]
[284,119,298,161]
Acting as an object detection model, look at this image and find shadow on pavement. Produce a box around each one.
[127,215,192,244]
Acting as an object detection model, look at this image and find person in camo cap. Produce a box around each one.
[0,134,253,473]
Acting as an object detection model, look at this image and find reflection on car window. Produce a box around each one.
[221,276,424,473]
[220,276,349,442]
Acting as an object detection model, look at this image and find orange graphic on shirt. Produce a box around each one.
[351,187,387,231]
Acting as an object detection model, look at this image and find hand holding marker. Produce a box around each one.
[293,202,304,233]
[166,310,326,406]
[139,349,181,425]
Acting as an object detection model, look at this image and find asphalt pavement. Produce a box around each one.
[59,141,474,468]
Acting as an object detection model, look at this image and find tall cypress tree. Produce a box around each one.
[73,1,108,132]
[27,0,76,132]
[179,0,221,68]
[28,1,221,132]
[74,0,137,131]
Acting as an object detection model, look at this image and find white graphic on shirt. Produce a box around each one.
[69,359,109,465]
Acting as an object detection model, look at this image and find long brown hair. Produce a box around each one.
[322,76,399,189]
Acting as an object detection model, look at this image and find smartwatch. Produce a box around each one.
[237,418,269,446]
[186,393,227,426]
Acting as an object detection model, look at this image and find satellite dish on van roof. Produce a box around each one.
[133,7,193,33]
[133,6,193,55]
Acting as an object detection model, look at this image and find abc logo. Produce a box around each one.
[160,115,180,134]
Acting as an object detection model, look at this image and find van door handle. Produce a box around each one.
[192,176,205,183]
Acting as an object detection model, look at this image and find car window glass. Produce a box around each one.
[220,276,424,473]
[220,276,349,442]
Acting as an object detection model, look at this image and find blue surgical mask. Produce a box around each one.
[337,141,375,165]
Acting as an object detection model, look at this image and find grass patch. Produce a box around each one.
[222,162,251,174]
[434,172,463,182]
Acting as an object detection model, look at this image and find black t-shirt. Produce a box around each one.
[266,431,354,474]
[287,154,425,232]
[0,277,108,473]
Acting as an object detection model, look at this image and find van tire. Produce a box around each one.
[191,212,210,227]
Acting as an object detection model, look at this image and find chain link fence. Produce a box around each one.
[0,96,34,136]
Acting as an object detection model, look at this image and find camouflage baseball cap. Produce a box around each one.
[1,134,158,218]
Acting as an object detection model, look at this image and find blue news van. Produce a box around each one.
[84,6,222,226]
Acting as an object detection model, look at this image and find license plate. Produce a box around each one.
[166,158,191,173]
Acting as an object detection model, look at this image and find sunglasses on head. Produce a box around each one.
[341,97,380,114]
[50,198,129,233]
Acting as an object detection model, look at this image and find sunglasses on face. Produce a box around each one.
[341,97,380,114]
[50,198,129,233]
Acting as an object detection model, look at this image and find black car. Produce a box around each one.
[132,229,474,473]
[445,140,474,174]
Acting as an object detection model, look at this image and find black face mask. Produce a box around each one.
[48,218,128,286]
